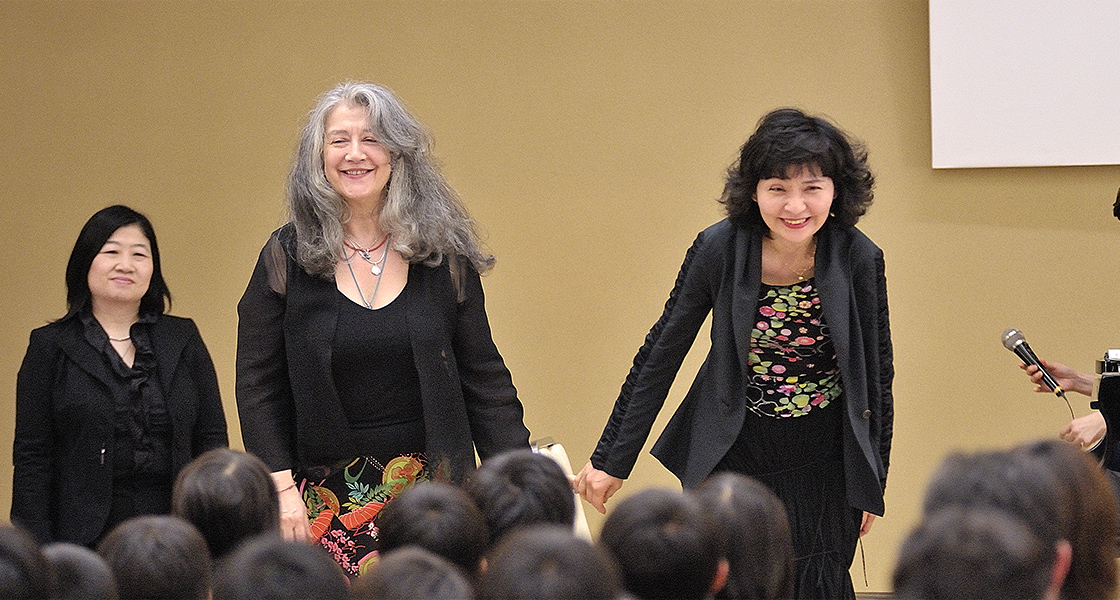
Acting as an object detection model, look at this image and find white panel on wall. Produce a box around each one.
[930,0,1120,168]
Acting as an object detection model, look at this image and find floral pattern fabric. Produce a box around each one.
[295,453,430,578]
[747,280,842,418]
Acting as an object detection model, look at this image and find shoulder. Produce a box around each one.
[27,318,80,345]
[824,224,882,259]
[151,314,202,340]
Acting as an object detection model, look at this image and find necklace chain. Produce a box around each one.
[344,234,391,309]
[770,239,817,282]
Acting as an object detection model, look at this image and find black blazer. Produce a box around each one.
[235,226,530,481]
[591,219,894,515]
[11,314,228,544]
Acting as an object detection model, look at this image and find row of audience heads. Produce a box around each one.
[6,437,1109,600]
[0,444,796,600]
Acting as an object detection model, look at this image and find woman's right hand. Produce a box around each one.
[573,461,624,514]
[1020,358,1095,397]
[272,471,312,542]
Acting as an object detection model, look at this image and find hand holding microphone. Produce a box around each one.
[1002,327,1066,398]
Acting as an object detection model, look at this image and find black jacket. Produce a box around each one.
[235,226,530,481]
[11,314,228,544]
[591,219,894,515]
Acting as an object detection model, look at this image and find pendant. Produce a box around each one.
[371,265,381,276]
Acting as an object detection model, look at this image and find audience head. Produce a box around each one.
[377,481,489,574]
[42,542,118,600]
[96,515,211,600]
[465,449,575,546]
[722,107,874,230]
[172,448,280,560]
[894,506,1063,600]
[211,535,348,600]
[64,204,170,319]
[598,488,726,600]
[1015,439,1120,600]
[695,472,795,600]
[0,525,49,600]
[922,447,1070,551]
[351,545,474,600]
[479,524,623,600]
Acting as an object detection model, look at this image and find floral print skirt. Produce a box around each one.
[294,453,430,578]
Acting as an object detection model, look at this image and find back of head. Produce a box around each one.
[211,534,348,600]
[351,545,474,600]
[0,525,49,600]
[479,524,623,600]
[1015,439,1120,599]
[893,506,1054,600]
[695,472,795,600]
[466,449,576,546]
[42,542,119,600]
[598,488,721,600]
[377,481,489,573]
[923,448,1069,551]
[172,448,280,560]
[96,515,211,600]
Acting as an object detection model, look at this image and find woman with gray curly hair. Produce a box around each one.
[236,81,530,578]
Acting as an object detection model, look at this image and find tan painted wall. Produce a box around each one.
[2,0,1119,591]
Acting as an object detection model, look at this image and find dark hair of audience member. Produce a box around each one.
[479,524,623,600]
[42,542,119,600]
[172,447,280,560]
[1016,439,1120,600]
[377,481,489,575]
[893,506,1058,600]
[464,449,576,547]
[0,525,50,600]
[922,449,1070,552]
[597,488,725,600]
[695,472,795,599]
[351,545,474,600]
[96,515,211,600]
[211,534,348,600]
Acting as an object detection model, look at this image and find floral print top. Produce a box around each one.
[746,279,842,418]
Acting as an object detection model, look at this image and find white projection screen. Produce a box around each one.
[929,0,1120,168]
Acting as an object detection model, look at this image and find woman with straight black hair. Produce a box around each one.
[11,205,228,547]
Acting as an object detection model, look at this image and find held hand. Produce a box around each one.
[859,512,876,538]
[573,461,624,514]
[1020,359,1094,397]
[272,472,312,543]
[1060,411,1107,449]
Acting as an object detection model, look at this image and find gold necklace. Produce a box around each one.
[770,240,817,282]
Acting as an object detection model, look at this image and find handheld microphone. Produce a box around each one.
[1002,327,1064,397]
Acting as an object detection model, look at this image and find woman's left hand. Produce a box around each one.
[859,511,876,537]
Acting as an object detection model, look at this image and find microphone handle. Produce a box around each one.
[1013,343,1063,395]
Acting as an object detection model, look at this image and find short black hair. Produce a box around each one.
[64,205,170,320]
[722,108,874,229]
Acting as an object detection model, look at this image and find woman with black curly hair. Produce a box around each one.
[575,108,894,600]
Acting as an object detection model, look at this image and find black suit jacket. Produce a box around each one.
[11,314,229,544]
[591,219,894,515]
[235,227,530,481]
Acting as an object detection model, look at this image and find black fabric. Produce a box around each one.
[590,219,894,516]
[236,225,530,482]
[11,314,228,545]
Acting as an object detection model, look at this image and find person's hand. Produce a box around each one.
[573,461,624,514]
[272,471,312,543]
[859,512,876,537]
[1020,359,1095,397]
[1060,411,1107,450]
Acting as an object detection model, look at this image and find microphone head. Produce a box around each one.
[1002,327,1025,350]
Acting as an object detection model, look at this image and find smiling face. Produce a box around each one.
[86,223,153,312]
[322,103,393,207]
[754,164,835,246]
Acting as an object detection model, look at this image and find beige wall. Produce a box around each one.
[3,0,1119,591]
